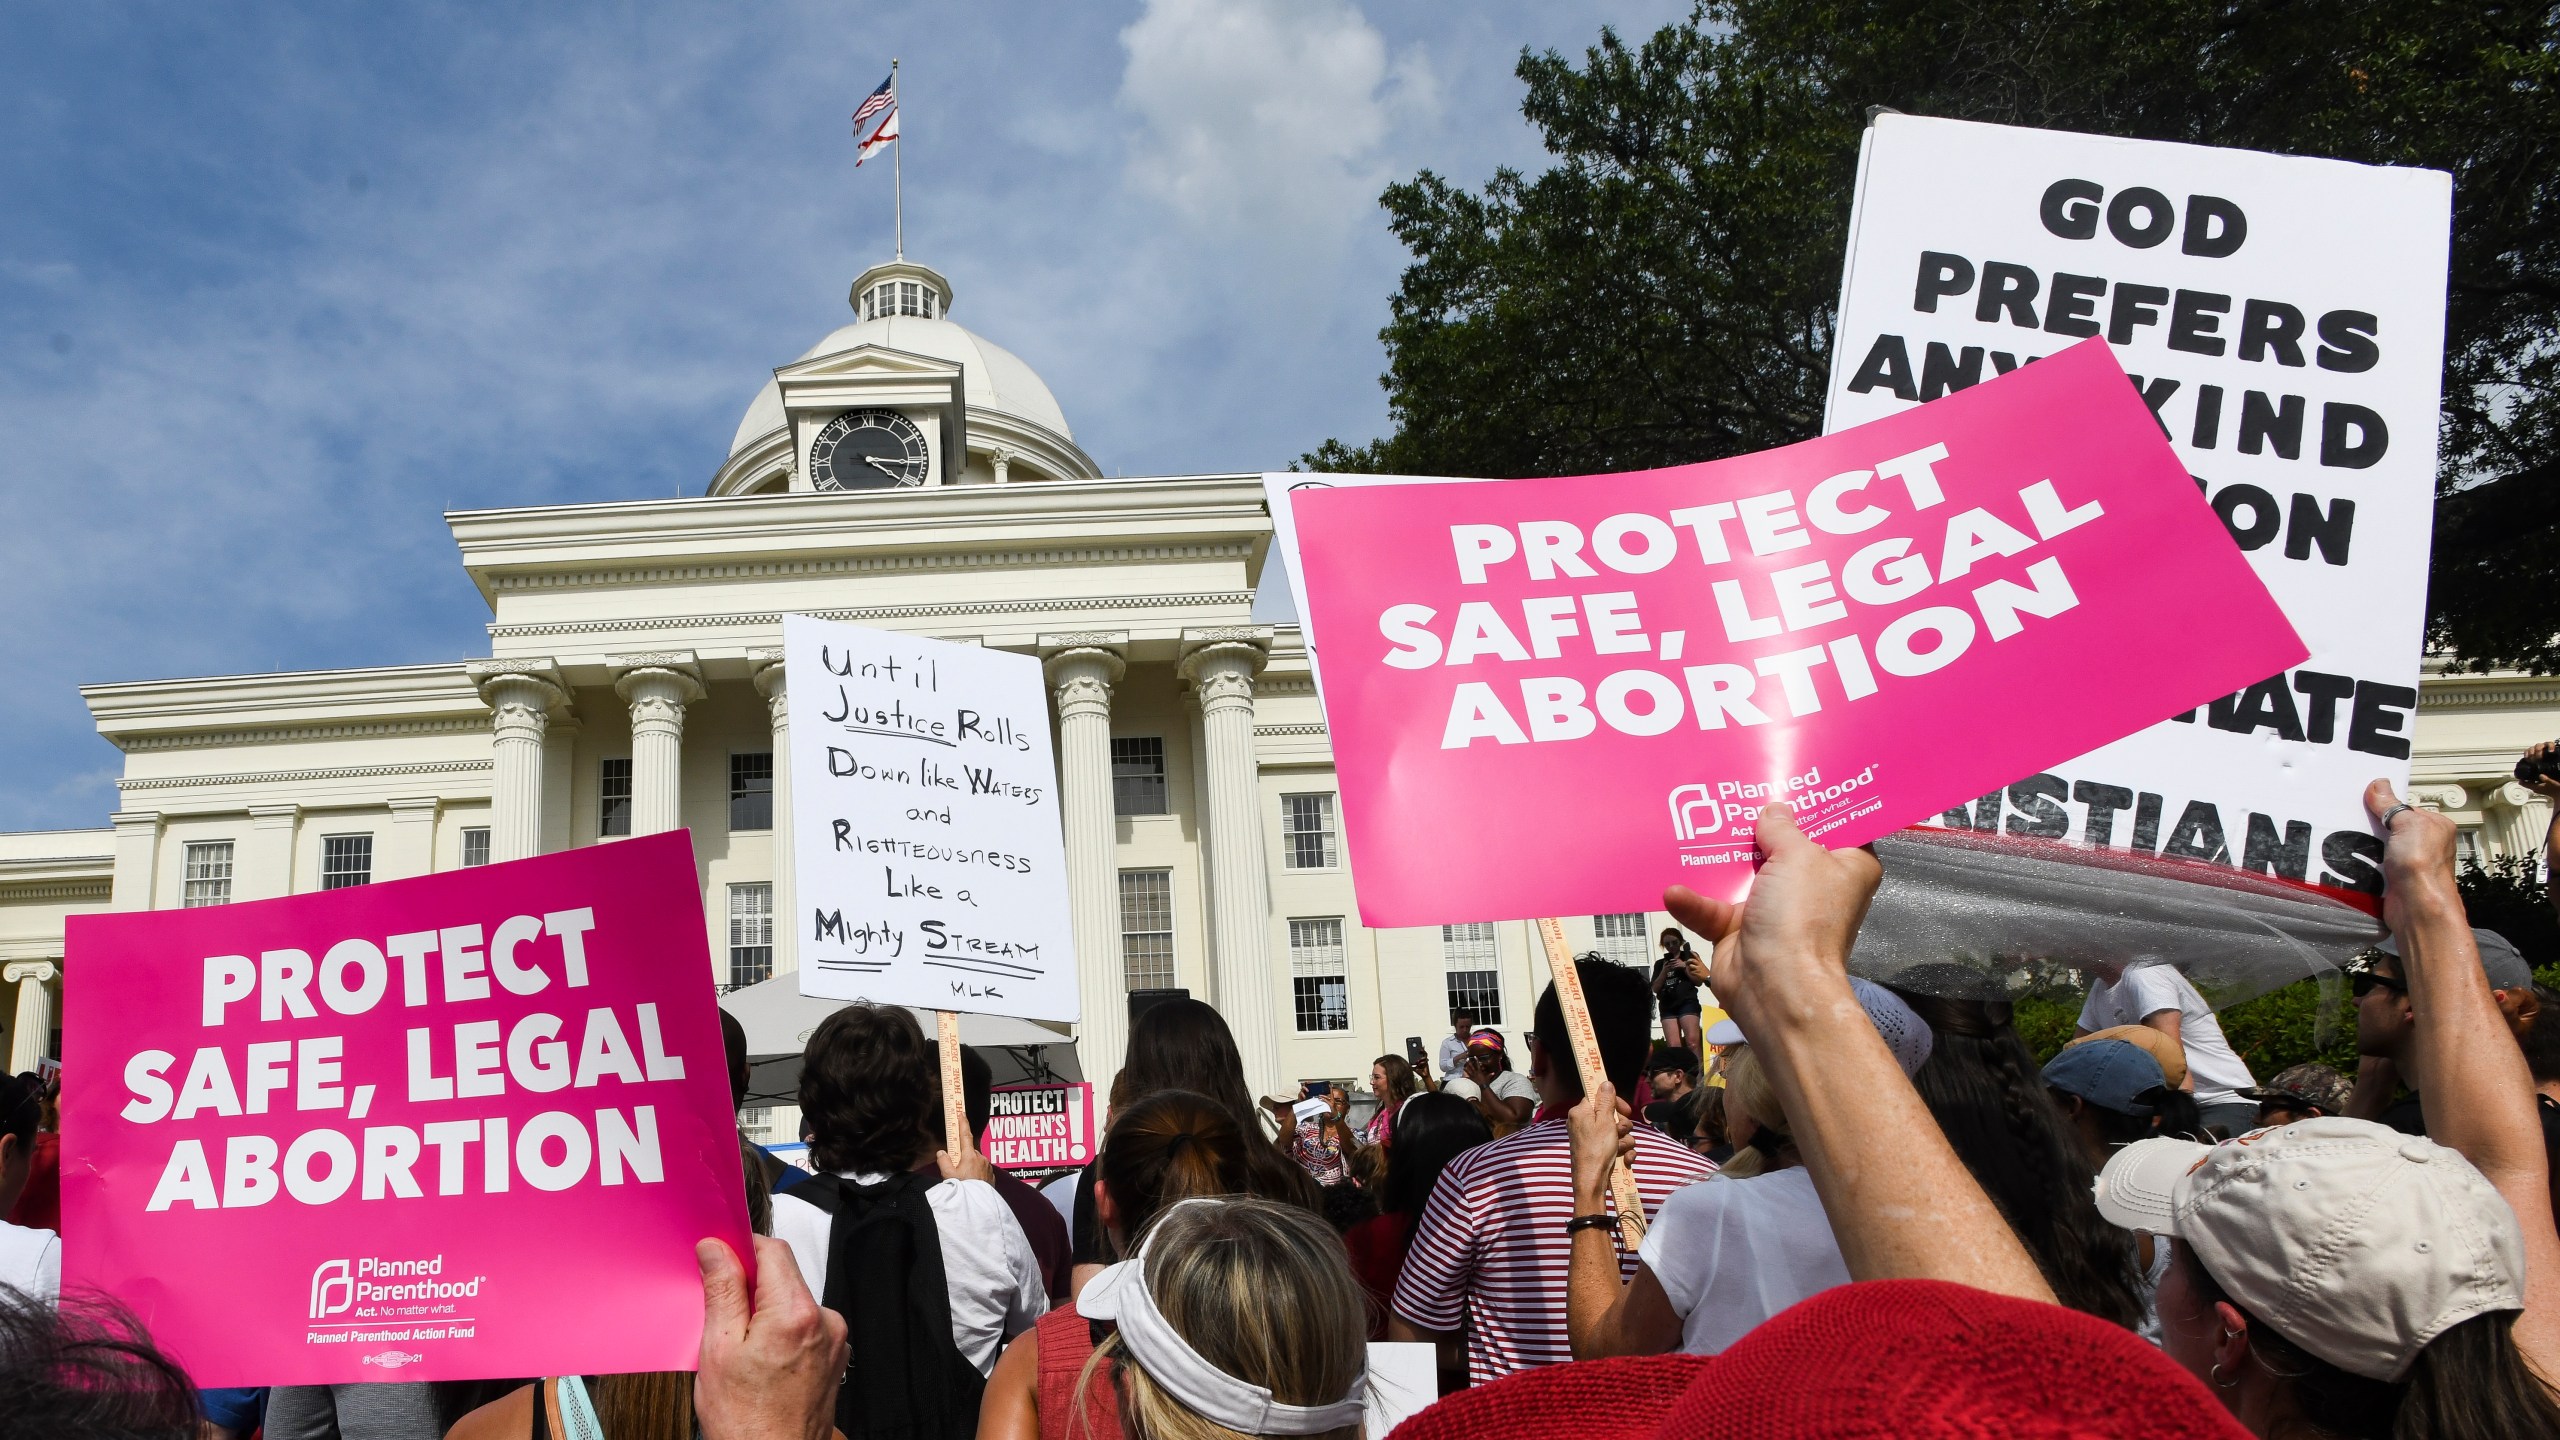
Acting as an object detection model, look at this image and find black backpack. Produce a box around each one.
[791,1170,987,1440]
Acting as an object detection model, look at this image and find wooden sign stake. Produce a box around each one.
[1535,918,1648,1249]
[937,1009,971,1158]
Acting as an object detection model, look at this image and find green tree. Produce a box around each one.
[1316,2,2560,668]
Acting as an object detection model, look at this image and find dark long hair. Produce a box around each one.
[1379,1092,1493,1219]
[1108,1000,1320,1222]
[2181,1244,2560,1439]
[1890,985,2147,1330]
[1113,997,1262,1134]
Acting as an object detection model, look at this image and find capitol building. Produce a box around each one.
[4,259,2557,1099]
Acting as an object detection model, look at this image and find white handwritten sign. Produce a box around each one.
[783,615,1079,1021]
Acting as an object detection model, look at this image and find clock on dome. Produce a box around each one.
[809,408,931,490]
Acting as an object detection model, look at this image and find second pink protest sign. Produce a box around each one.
[1290,338,2307,926]
[61,829,751,1386]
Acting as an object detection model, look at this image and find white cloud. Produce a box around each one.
[1118,0,1437,244]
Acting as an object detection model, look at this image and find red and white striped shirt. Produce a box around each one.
[1390,1118,1716,1383]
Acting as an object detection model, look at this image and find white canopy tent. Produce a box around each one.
[718,972,1081,1104]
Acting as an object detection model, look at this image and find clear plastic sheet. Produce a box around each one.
[1848,827,2388,1016]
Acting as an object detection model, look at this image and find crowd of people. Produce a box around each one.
[11,765,2560,1439]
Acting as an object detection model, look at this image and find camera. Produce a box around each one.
[2515,742,2560,788]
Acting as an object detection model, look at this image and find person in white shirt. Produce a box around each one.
[1568,978,1936,1358]
[0,1073,58,1306]
[1434,1010,1477,1086]
[2075,961,2259,1135]
[768,1005,1043,1392]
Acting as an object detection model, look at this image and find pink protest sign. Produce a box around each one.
[981,1081,1094,1176]
[60,830,750,1386]
[1291,337,2307,926]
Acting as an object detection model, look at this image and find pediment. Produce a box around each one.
[774,343,962,385]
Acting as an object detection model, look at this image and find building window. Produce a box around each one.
[728,883,774,989]
[460,828,491,868]
[731,752,775,832]
[1281,793,1339,870]
[1290,918,1350,1033]
[1118,869,1175,990]
[181,842,235,908]
[739,1105,774,1143]
[1112,738,1168,816]
[1593,912,1649,965]
[320,835,374,891]
[1442,923,1502,1025]
[600,758,633,838]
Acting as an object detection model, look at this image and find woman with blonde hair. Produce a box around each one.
[982,1094,1355,1440]
[1069,1197,1366,1440]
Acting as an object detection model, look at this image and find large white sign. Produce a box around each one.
[1826,115,2450,897]
[783,614,1078,1021]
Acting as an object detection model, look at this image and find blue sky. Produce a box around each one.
[0,0,1693,832]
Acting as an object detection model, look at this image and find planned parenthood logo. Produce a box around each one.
[1668,784,1723,841]
[310,1260,355,1320]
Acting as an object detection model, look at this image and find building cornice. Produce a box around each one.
[449,475,1272,606]
[483,540,1254,594]
[115,715,492,753]
[118,758,495,794]
[2418,677,2560,711]
[488,590,1255,642]
[83,663,486,747]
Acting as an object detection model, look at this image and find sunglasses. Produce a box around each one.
[2350,971,2408,999]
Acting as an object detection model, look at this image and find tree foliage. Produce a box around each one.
[1316,1,2560,667]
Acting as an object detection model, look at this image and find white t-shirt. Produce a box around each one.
[773,1172,1046,1375]
[2078,966,2257,1107]
[0,1222,60,1305]
[1639,1167,1849,1355]
[1436,1035,1471,1078]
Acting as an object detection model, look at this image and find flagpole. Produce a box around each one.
[891,57,904,261]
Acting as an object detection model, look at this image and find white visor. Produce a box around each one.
[1077,1199,1366,1435]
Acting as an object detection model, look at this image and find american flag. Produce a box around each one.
[850,74,893,132]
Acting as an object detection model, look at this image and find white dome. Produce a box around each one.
[726,313,1075,460]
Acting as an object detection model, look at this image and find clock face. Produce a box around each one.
[809,408,931,491]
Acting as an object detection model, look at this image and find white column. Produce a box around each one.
[386,798,441,879]
[109,810,161,911]
[2486,781,2550,864]
[245,805,301,900]
[754,652,796,975]
[470,661,567,863]
[1182,627,1281,1097]
[5,962,56,1072]
[612,653,705,838]
[1044,636,1129,1092]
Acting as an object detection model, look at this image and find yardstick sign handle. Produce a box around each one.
[1535,918,1648,1249]
[938,1009,969,1157]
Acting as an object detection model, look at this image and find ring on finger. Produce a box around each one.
[2380,802,2413,828]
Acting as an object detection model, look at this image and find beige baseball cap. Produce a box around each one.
[2094,1118,2524,1381]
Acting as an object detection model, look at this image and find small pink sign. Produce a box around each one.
[60,830,751,1386]
[1292,338,2307,926]
[982,1082,1094,1174]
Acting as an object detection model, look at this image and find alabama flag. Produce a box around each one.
[857,106,899,165]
